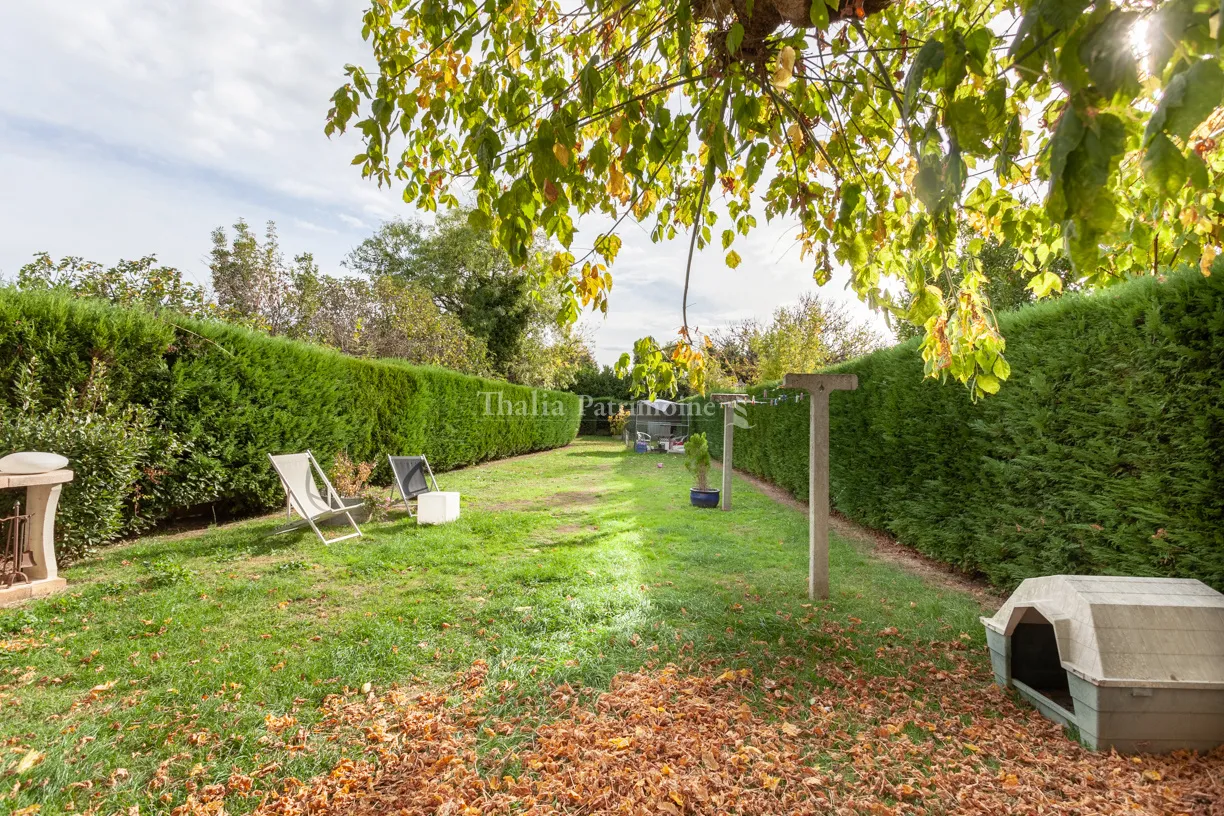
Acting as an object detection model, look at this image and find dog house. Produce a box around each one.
[982,575,1224,753]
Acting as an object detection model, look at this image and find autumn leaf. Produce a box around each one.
[14,749,44,774]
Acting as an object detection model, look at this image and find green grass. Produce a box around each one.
[0,437,988,814]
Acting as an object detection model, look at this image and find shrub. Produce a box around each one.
[693,268,1224,591]
[684,433,711,491]
[0,359,153,562]
[330,451,390,522]
[0,289,581,562]
[608,405,631,436]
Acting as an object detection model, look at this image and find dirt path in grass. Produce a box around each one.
[714,462,1005,607]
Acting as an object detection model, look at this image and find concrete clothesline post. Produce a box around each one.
[722,401,734,511]
[711,394,750,512]
[781,373,858,601]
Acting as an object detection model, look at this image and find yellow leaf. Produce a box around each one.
[761,773,781,791]
[779,46,796,73]
[772,46,796,88]
[725,250,742,269]
[12,806,41,816]
[786,123,804,151]
[553,143,570,167]
[15,749,44,774]
[1142,769,1162,782]
[607,736,633,749]
[1201,244,1216,277]
[607,162,629,201]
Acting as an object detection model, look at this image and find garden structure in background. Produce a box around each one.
[1,439,1220,815]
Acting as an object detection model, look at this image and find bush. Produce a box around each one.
[694,268,1224,591]
[608,405,631,437]
[684,432,711,490]
[0,289,581,562]
[0,359,154,562]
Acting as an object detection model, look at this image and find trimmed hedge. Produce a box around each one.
[695,268,1224,590]
[0,289,580,558]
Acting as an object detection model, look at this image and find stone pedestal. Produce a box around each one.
[417,491,460,525]
[0,469,72,607]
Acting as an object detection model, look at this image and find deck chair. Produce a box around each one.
[388,455,440,516]
[268,451,363,544]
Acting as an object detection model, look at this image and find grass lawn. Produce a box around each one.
[5,438,1211,815]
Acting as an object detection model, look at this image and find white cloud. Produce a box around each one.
[0,0,890,368]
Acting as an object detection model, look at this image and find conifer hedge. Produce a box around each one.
[694,268,1224,590]
[0,289,580,559]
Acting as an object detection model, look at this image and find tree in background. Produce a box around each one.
[347,209,592,387]
[568,363,634,400]
[13,216,586,387]
[289,266,493,373]
[17,252,209,316]
[753,295,882,382]
[705,318,764,388]
[331,0,1224,399]
[208,220,306,335]
[343,218,425,280]
[705,294,882,387]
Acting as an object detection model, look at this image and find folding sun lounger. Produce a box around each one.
[388,455,440,517]
[268,451,364,544]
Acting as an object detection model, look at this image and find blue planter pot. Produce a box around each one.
[634,440,649,453]
[690,487,720,508]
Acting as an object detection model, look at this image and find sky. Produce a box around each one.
[0,0,889,367]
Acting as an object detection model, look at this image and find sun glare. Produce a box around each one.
[1130,17,1152,72]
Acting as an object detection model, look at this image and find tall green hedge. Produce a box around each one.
[0,289,580,558]
[694,269,1224,590]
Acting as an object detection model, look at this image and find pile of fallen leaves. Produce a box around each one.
[251,649,1223,816]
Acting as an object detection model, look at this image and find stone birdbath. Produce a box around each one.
[0,469,72,606]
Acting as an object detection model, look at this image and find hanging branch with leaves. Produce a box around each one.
[329,0,1224,398]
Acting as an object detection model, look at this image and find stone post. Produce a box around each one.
[722,402,734,511]
[711,394,750,512]
[780,374,858,600]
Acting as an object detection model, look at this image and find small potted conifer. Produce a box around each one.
[685,432,720,508]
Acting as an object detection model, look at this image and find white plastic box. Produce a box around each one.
[417,491,460,525]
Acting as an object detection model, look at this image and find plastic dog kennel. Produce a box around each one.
[981,575,1224,753]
